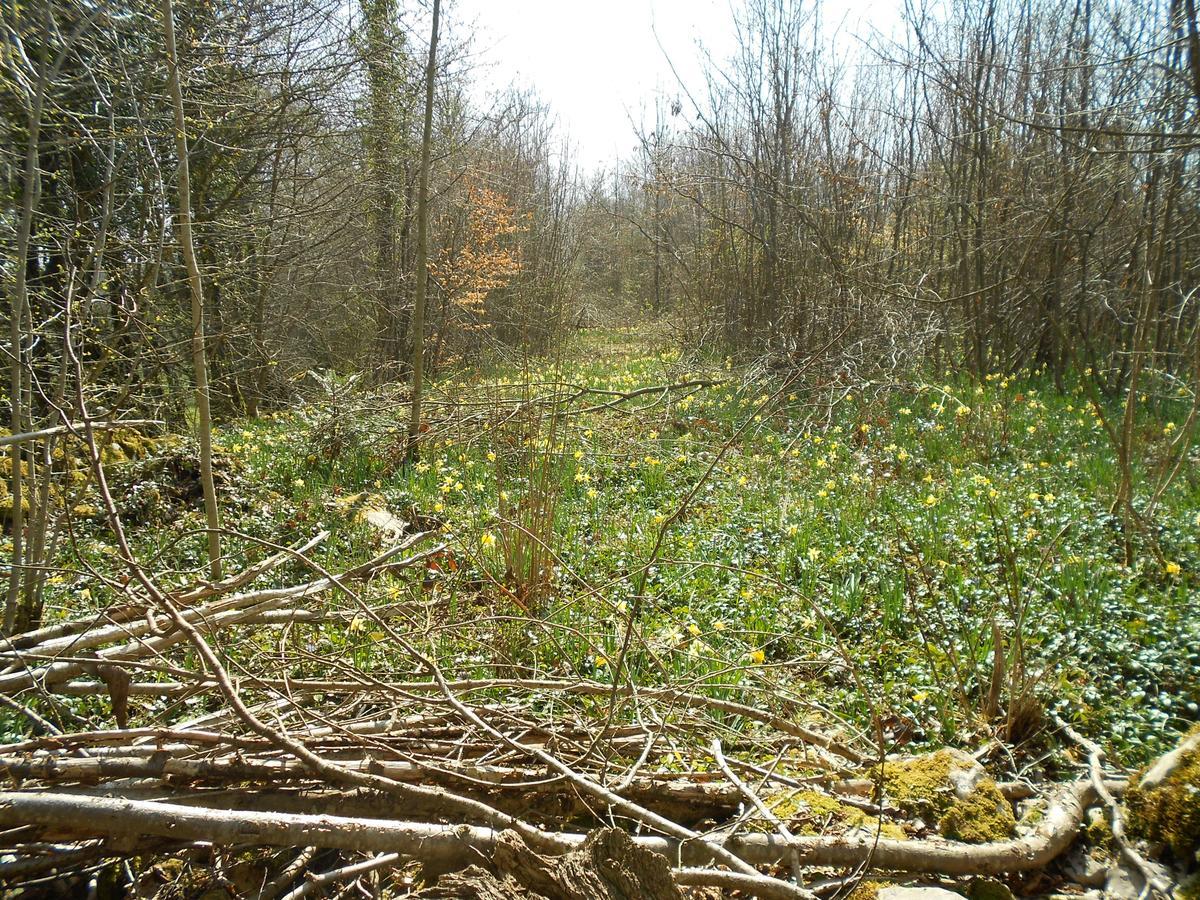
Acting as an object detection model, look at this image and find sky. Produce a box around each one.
[450,0,903,174]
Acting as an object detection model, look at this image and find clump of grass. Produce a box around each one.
[487,361,570,615]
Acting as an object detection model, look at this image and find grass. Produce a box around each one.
[14,328,1200,764]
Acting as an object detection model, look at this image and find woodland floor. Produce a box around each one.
[11,326,1197,765]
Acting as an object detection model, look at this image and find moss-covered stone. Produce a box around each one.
[0,454,31,479]
[1125,733,1200,860]
[967,876,1014,900]
[939,779,1017,844]
[0,477,17,521]
[873,749,979,819]
[1,455,33,521]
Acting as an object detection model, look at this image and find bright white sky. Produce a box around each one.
[450,0,903,173]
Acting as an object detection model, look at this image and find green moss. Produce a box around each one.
[1085,810,1117,853]
[967,876,1014,900]
[1018,798,1046,827]
[334,491,394,529]
[97,429,158,466]
[846,880,890,900]
[939,779,1017,844]
[99,442,127,465]
[0,455,30,479]
[1177,873,1200,900]
[874,749,976,818]
[763,790,907,839]
[768,789,845,821]
[0,461,32,521]
[114,429,157,459]
[1125,739,1200,860]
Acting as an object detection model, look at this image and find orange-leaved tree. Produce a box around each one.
[429,181,523,367]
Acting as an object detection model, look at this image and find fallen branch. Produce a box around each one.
[0,419,162,449]
[0,533,436,694]
[0,778,1106,876]
[278,851,401,900]
[0,532,329,656]
[712,737,804,882]
[35,676,865,765]
[1056,716,1175,898]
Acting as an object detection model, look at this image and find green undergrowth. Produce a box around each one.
[8,328,1199,764]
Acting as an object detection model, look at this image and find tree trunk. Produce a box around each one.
[161,0,222,579]
[405,0,440,460]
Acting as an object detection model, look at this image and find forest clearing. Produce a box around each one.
[3,0,1200,897]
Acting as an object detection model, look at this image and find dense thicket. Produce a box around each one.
[614,0,1200,385]
[1,0,577,419]
[1,0,580,630]
[6,0,1197,412]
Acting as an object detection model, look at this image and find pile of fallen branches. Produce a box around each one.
[0,530,1179,899]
